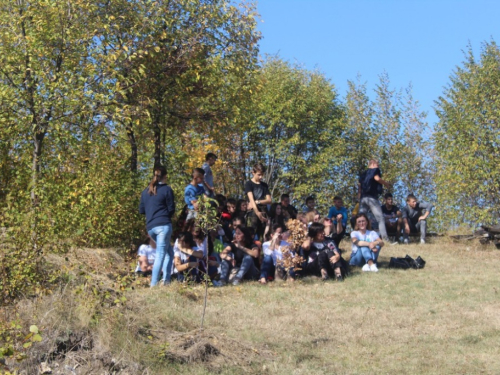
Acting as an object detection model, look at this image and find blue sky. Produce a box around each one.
[256,0,500,127]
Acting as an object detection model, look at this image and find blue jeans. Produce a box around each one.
[148,224,173,287]
[349,246,381,267]
[221,255,259,282]
[260,255,275,280]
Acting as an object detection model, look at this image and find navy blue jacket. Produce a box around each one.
[139,184,176,230]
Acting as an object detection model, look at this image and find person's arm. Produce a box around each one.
[247,190,265,222]
[256,194,272,206]
[352,235,384,249]
[234,243,259,258]
[335,218,343,235]
[178,246,203,259]
[341,208,348,227]
[166,187,176,218]
[418,202,434,221]
[174,256,198,272]
[204,180,215,192]
[220,245,233,261]
[373,174,392,188]
[138,256,152,272]
[301,237,311,251]
[139,193,145,215]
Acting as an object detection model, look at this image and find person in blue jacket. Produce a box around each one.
[139,166,176,287]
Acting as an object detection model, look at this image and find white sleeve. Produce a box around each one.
[137,244,147,257]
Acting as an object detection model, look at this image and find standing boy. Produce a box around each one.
[201,153,217,198]
[402,194,434,244]
[358,159,392,242]
[184,168,206,220]
[245,163,272,240]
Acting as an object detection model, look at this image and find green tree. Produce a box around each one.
[434,41,500,228]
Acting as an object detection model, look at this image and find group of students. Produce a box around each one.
[138,155,434,287]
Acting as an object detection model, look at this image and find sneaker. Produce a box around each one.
[336,274,344,282]
[362,264,371,272]
[389,241,399,246]
[403,238,409,245]
[370,263,379,272]
[399,236,404,243]
[420,239,426,244]
[211,280,223,287]
[232,278,241,286]
[321,269,329,281]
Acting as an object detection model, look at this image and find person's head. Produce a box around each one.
[384,193,393,206]
[236,199,248,213]
[368,159,379,168]
[406,194,418,208]
[270,203,282,218]
[354,213,371,231]
[333,196,343,209]
[234,225,252,247]
[305,196,315,209]
[192,168,205,184]
[226,198,237,214]
[268,223,284,241]
[191,224,205,242]
[215,194,226,205]
[232,216,243,228]
[148,165,167,195]
[177,231,196,248]
[281,193,291,207]
[251,163,266,182]
[205,152,218,166]
[296,212,307,225]
[308,222,325,242]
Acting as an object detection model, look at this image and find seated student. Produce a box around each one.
[135,234,156,276]
[322,217,343,247]
[301,222,345,281]
[303,196,317,213]
[259,224,295,284]
[349,213,384,272]
[402,194,434,244]
[219,225,260,286]
[234,199,250,221]
[281,193,298,220]
[173,232,204,282]
[269,203,286,228]
[327,196,348,247]
[381,193,402,238]
[184,219,219,280]
[184,168,206,221]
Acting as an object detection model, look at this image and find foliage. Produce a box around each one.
[434,41,500,228]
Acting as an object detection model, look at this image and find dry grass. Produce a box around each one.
[7,238,500,374]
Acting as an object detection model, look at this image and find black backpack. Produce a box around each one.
[389,254,426,270]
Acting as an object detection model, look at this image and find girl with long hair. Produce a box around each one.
[349,213,385,272]
[139,166,176,286]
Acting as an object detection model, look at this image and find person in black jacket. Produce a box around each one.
[139,166,176,287]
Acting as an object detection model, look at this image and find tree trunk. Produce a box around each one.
[126,123,138,173]
[153,124,162,169]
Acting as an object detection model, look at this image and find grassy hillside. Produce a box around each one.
[3,238,500,374]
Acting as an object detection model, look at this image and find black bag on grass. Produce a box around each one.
[389,254,426,270]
